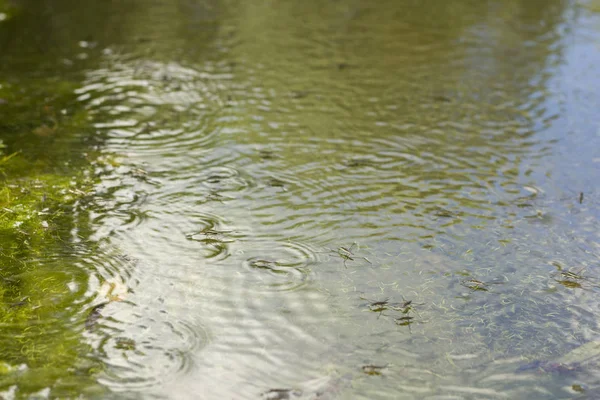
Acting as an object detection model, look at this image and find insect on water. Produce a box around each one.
[326,242,372,268]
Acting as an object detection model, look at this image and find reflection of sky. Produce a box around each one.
[549,7,600,192]
[458,3,600,219]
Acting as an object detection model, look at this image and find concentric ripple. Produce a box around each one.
[238,240,320,292]
[198,166,253,194]
[93,311,210,391]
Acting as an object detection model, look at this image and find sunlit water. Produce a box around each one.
[2,0,600,398]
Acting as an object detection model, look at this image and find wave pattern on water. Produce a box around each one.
[55,0,600,398]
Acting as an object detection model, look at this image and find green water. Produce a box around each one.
[1,0,600,398]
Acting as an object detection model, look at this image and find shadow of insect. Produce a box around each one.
[461,279,490,292]
[551,265,598,290]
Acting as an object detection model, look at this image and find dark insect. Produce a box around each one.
[331,243,371,268]
[368,299,390,313]
[361,364,388,376]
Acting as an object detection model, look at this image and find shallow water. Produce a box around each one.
[1,0,600,398]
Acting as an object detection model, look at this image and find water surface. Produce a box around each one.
[1,0,600,398]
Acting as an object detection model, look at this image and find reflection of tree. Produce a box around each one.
[226,0,569,241]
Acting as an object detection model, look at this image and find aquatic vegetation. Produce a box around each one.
[0,61,111,396]
[0,159,106,395]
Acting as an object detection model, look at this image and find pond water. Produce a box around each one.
[1,0,600,399]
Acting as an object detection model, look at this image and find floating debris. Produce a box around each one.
[85,277,131,330]
[98,277,129,302]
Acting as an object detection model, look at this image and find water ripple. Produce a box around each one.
[94,314,209,391]
[28,0,593,398]
[238,240,319,293]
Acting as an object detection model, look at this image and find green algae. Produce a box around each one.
[0,70,111,397]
